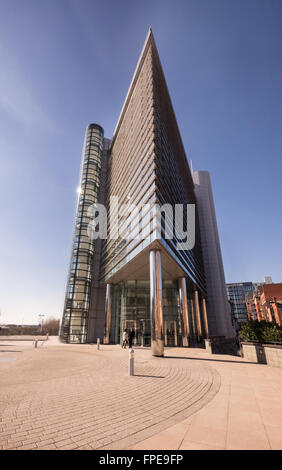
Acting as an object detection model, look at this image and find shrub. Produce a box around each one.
[239,320,282,344]
[260,324,282,343]
[239,321,261,342]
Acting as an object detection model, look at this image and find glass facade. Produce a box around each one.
[152,45,205,294]
[101,34,205,294]
[226,282,254,327]
[109,280,184,346]
[61,30,210,348]
[106,279,207,347]
[60,124,104,343]
[101,44,156,283]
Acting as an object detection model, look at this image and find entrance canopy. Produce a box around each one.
[103,240,189,284]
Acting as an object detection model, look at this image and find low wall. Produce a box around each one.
[205,336,238,355]
[241,342,282,368]
[0,335,48,341]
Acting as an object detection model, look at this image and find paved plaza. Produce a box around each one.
[0,337,282,450]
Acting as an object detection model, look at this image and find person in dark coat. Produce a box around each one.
[128,328,135,348]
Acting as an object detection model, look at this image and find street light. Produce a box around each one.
[38,315,45,333]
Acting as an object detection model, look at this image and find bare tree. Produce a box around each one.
[41,317,60,336]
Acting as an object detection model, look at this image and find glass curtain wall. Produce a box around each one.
[60,124,104,343]
[109,280,182,346]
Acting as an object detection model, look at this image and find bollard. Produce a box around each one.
[34,339,38,348]
[128,348,134,376]
[97,338,100,350]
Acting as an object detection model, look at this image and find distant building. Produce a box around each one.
[264,276,273,285]
[257,283,282,327]
[242,282,282,327]
[270,300,282,327]
[0,325,9,331]
[246,290,259,321]
[226,282,254,327]
[193,171,234,338]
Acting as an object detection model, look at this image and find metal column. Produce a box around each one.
[178,277,190,347]
[194,290,203,342]
[104,284,111,344]
[202,297,209,338]
[150,250,164,356]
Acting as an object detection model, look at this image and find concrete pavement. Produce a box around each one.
[0,337,281,450]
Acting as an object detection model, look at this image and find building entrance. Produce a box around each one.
[123,319,151,346]
[164,320,178,346]
[109,280,182,346]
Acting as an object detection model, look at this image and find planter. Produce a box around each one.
[241,342,282,368]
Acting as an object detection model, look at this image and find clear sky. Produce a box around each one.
[0,0,282,324]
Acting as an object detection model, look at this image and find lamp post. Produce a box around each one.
[38,315,45,333]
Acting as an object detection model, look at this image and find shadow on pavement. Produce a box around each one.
[163,355,258,365]
[134,374,165,378]
[0,350,22,353]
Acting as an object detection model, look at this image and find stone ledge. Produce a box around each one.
[241,342,282,368]
[205,336,238,355]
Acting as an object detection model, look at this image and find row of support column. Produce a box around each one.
[103,249,209,356]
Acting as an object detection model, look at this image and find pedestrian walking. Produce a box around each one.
[122,329,128,348]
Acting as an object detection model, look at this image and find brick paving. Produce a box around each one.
[1,338,282,450]
[130,349,282,450]
[0,338,219,450]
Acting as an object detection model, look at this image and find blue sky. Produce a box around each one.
[0,0,282,324]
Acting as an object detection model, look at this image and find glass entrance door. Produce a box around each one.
[112,280,181,347]
[123,319,137,345]
[123,318,151,346]
[139,318,151,346]
[164,320,178,346]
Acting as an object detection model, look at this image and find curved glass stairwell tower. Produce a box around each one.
[60,124,104,343]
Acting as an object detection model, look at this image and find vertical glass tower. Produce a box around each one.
[60,29,234,351]
[60,124,104,343]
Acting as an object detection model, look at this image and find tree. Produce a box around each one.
[41,317,60,335]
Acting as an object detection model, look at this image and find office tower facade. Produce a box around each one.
[193,171,234,338]
[60,29,234,353]
[226,282,254,327]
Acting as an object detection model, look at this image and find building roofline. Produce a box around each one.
[87,123,104,134]
[110,28,153,149]
[109,28,195,193]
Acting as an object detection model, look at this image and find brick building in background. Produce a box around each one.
[259,283,282,326]
[246,283,282,327]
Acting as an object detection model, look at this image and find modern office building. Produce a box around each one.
[193,171,235,338]
[60,29,234,354]
[226,282,254,327]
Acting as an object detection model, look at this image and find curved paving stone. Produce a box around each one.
[0,344,220,450]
